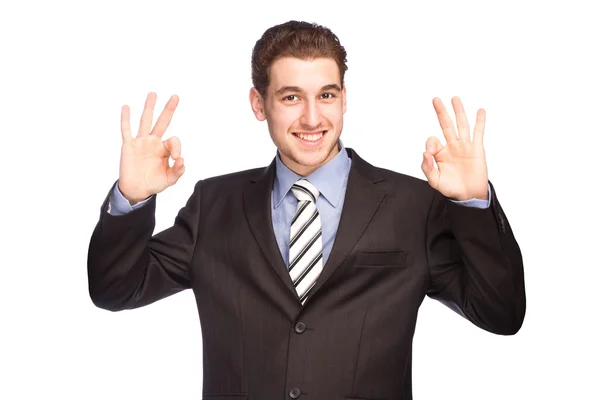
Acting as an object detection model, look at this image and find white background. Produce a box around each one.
[1,0,598,398]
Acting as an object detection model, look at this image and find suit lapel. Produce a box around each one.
[306,149,386,302]
[243,158,300,301]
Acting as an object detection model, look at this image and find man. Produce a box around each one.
[88,20,525,399]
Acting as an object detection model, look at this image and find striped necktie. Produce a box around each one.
[289,179,323,305]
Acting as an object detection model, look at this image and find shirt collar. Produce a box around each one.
[273,139,350,209]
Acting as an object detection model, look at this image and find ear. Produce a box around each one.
[249,87,266,121]
[342,84,347,114]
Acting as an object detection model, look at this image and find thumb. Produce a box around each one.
[163,136,182,159]
[425,136,443,155]
[167,157,185,186]
[421,152,439,188]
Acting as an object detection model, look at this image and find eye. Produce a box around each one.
[321,93,336,99]
[284,95,299,101]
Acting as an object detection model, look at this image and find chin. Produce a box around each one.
[293,153,329,168]
[292,143,338,168]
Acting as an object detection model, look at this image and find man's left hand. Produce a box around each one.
[421,96,489,201]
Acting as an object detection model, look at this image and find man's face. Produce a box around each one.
[250,57,347,176]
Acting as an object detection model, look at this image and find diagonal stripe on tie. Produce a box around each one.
[289,229,322,272]
[293,251,323,286]
[299,280,317,303]
[290,207,318,247]
[290,202,314,239]
[289,215,320,263]
[290,200,310,225]
[297,258,322,303]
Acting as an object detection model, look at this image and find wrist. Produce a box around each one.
[117,183,149,205]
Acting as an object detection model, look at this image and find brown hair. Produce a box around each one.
[251,21,348,98]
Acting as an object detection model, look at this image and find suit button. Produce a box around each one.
[294,322,306,334]
[289,387,301,398]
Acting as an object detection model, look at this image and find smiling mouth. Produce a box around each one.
[293,130,327,142]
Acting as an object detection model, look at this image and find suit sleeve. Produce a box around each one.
[87,179,203,311]
[425,180,526,335]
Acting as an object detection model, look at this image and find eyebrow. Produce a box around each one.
[274,84,342,96]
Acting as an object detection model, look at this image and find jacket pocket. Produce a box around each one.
[354,250,407,267]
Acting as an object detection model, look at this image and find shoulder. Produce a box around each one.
[349,149,435,199]
[373,166,437,205]
[203,166,266,186]
[187,164,269,197]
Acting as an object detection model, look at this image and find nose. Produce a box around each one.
[299,99,322,129]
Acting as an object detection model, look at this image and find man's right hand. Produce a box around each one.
[118,92,185,205]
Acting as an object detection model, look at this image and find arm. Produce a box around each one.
[425,180,525,335]
[87,179,202,311]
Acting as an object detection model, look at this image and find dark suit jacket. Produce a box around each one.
[88,147,526,400]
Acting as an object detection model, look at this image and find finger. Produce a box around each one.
[151,95,180,138]
[163,136,182,160]
[425,136,444,155]
[167,157,185,186]
[473,108,486,146]
[421,152,440,189]
[451,96,471,141]
[138,92,157,137]
[121,105,132,142]
[432,97,458,143]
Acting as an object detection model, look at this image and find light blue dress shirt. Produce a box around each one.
[109,140,492,269]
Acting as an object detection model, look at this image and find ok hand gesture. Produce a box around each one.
[118,93,185,204]
[421,96,489,201]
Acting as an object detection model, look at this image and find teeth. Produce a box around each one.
[297,132,324,141]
